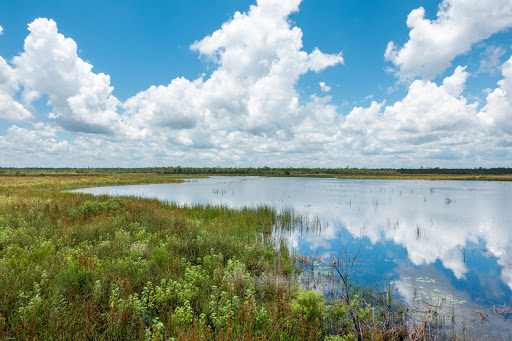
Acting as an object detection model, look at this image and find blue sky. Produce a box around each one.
[0,0,512,167]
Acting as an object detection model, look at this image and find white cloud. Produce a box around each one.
[12,18,125,135]
[0,124,192,167]
[385,0,512,80]
[478,55,512,135]
[340,66,481,161]
[308,48,344,72]
[331,57,512,167]
[0,125,71,167]
[477,45,506,74]
[3,57,512,167]
[1,2,512,168]
[319,82,331,92]
[0,1,346,166]
[125,0,344,142]
[482,88,493,95]
[0,57,34,122]
[0,25,3,35]
[364,94,373,101]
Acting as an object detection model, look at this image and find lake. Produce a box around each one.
[74,176,512,337]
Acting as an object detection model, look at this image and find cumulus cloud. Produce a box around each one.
[0,57,34,122]
[125,0,344,142]
[385,0,512,80]
[308,48,343,72]
[319,82,331,92]
[0,25,3,35]
[12,18,125,135]
[331,55,512,167]
[478,55,512,135]
[0,1,346,165]
[1,1,512,168]
[341,66,480,159]
[0,125,71,167]
[0,123,193,167]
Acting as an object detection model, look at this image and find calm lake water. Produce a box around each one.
[74,176,512,338]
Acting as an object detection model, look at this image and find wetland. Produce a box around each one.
[2,172,512,340]
[76,176,512,339]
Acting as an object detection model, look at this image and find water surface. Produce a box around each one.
[74,176,512,337]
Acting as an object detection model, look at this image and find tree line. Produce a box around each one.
[1,166,511,176]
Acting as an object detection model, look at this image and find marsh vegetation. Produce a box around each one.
[0,173,427,340]
[2,173,511,340]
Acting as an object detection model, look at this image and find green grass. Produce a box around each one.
[0,173,437,340]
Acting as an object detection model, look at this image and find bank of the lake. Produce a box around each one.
[0,173,423,341]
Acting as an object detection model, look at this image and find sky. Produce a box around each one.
[0,0,512,168]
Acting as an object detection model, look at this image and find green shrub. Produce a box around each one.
[70,199,120,218]
[290,288,326,322]
[57,260,93,297]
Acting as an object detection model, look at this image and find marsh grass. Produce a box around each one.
[0,173,445,340]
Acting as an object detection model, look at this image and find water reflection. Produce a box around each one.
[74,176,512,334]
